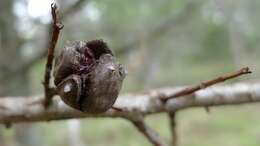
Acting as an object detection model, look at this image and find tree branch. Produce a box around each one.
[168,112,177,146]
[161,67,251,102]
[0,82,259,123]
[132,119,166,146]
[43,3,63,107]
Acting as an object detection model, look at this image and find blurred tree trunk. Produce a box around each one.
[0,1,42,146]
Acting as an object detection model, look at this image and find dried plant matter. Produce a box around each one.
[54,40,126,113]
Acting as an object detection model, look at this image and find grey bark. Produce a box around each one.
[0,1,39,146]
[0,82,259,123]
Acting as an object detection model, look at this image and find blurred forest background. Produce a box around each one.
[0,0,260,146]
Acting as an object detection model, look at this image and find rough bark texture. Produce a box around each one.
[0,82,259,123]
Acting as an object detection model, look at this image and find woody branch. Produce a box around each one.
[0,82,259,123]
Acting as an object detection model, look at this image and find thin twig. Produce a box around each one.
[43,3,64,107]
[132,120,166,146]
[161,67,252,102]
[168,112,177,146]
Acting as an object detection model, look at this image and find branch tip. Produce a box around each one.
[51,3,57,20]
[240,67,252,74]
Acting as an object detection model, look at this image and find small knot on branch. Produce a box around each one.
[240,67,252,74]
[199,82,207,89]
[51,3,64,30]
[56,23,64,30]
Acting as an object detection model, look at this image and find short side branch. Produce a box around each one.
[161,67,251,102]
[43,3,64,107]
[132,120,166,146]
[168,112,177,146]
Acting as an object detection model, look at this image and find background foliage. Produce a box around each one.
[0,0,260,146]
